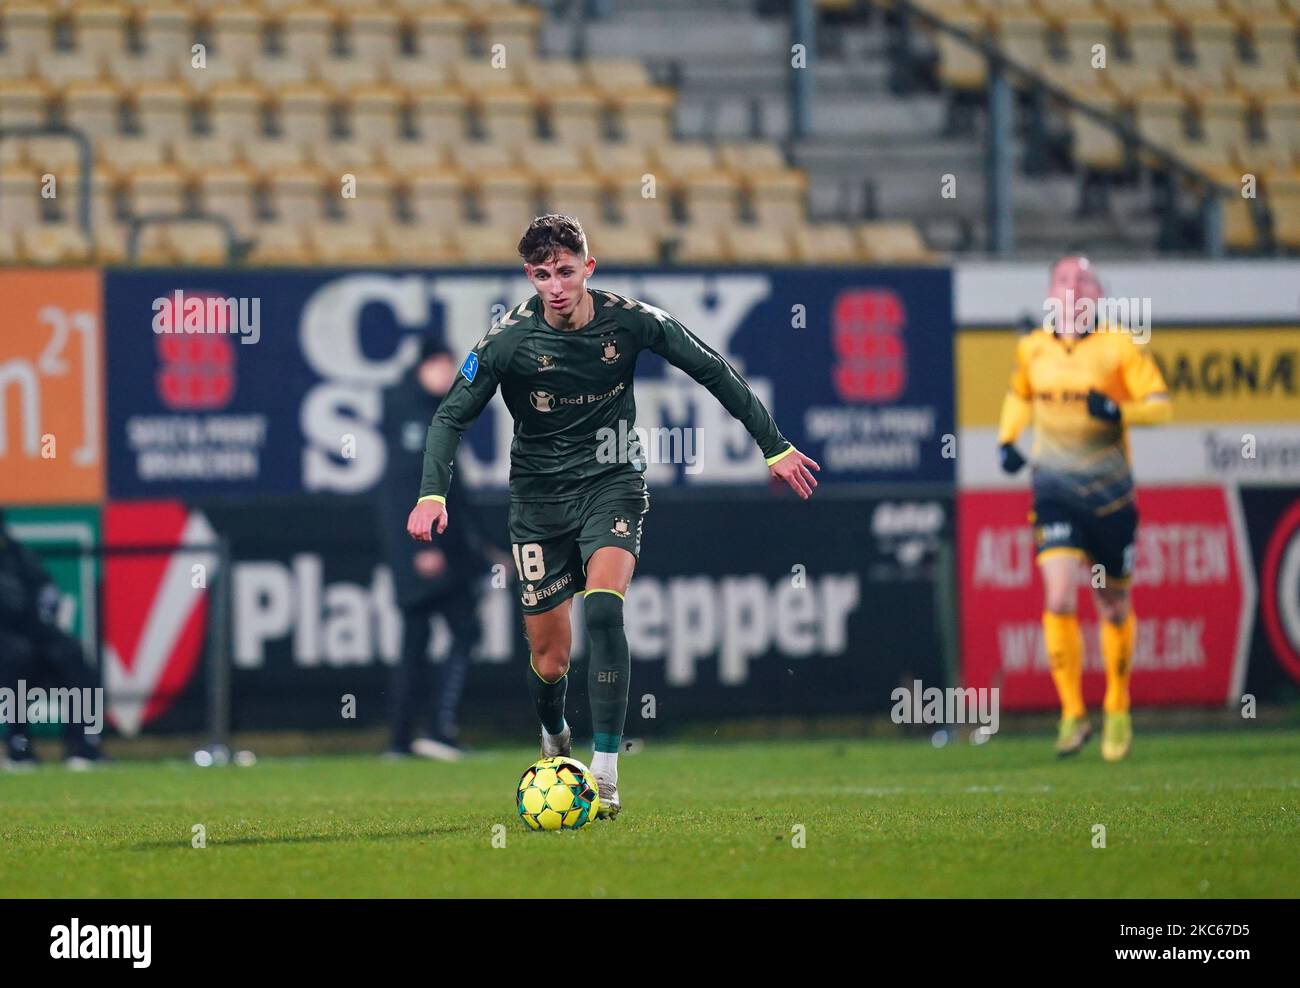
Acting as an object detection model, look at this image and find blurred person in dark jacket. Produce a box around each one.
[0,509,105,770]
[377,339,495,761]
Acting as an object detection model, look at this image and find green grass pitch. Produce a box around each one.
[2,730,1297,898]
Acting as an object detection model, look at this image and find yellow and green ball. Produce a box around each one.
[517,756,600,830]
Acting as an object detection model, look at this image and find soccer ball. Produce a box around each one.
[517,756,600,831]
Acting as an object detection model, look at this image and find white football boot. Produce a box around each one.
[540,723,571,758]
[594,775,620,819]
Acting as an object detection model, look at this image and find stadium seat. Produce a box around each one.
[1101,62,1169,104]
[126,163,187,216]
[2,3,53,65]
[247,222,312,264]
[673,225,730,263]
[277,83,332,150]
[475,86,541,147]
[523,141,589,178]
[280,5,333,71]
[1188,15,1245,75]
[472,167,537,231]
[0,227,18,263]
[584,59,654,99]
[993,13,1053,71]
[519,58,586,93]
[1060,15,1115,68]
[1249,16,1299,71]
[589,142,654,184]
[411,6,471,66]
[790,222,864,264]
[611,176,673,234]
[195,165,259,237]
[616,87,676,146]
[1198,93,1253,149]
[467,2,541,58]
[679,171,742,230]
[857,220,939,262]
[20,224,93,264]
[269,167,328,225]
[715,141,789,175]
[653,142,720,182]
[1134,88,1191,150]
[308,222,384,265]
[747,169,809,228]
[342,83,403,152]
[1262,90,1300,144]
[0,169,42,234]
[542,90,607,146]
[410,87,470,149]
[390,55,449,89]
[64,80,124,141]
[725,225,794,264]
[72,2,129,62]
[458,223,529,264]
[934,10,990,93]
[1270,190,1300,248]
[383,225,461,265]
[166,220,232,265]
[0,79,49,129]
[585,225,659,265]
[136,5,194,80]
[539,173,605,222]
[1119,12,1179,69]
[135,81,193,143]
[345,6,401,72]
[450,141,517,174]
[207,6,266,73]
[407,164,468,227]
[1223,193,1262,250]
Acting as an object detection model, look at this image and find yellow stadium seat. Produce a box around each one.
[450,141,517,173]
[543,90,606,147]
[172,136,244,171]
[333,168,394,228]
[747,169,809,227]
[136,5,194,79]
[616,87,676,147]
[519,58,586,92]
[412,7,471,66]
[673,226,730,264]
[934,11,990,93]
[1101,62,1169,103]
[1188,15,1245,75]
[858,220,939,262]
[589,142,653,183]
[126,163,187,215]
[725,225,794,264]
[1238,136,1299,172]
[523,141,589,177]
[0,78,50,128]
[1270,190,1300,247]
[1230,62,1298,100]
[135,81,191,146]
[2,3,53,63]
[995,13,1052,70]
[539,173,604,221]
[381,137,446,173]
[1250,16,1298,70]
[0,227,19,263]
[269,167,327,224]
[207,6,266,71]
[38,51,105,87]
[680,170,741,230]
[585,225,658,265]
[73,2,129,62]
[1262,90,1300,143]
[195,165,259,237]
[277,82,332,148]
[716,141,789,174]
[1223,192,1262,249]
[345,6,401,71]
[1059,15,1113,68]
[1199,92,1253,148]
[584,59,653,99]
[653,142,720,182]
[346,83,403,148]
[65,80,123,140]
[1120,12,1179,69]
[410,87,470,148]
[790,223,864,264]
[23,135,81,173]
[611,177,672,234]
[21,224,93,264]
[167,220,232,265]
[248,222,313,265]
[280,4,333,68]
[458,223,526,265]
[0,169,42,233]
[472,166,538,232]
[468,3,541,60]
[407,164,467,226]
[475,86,540,148]
[1134,88,1190,149]
[383,225,461,265]
[309,223,385,265]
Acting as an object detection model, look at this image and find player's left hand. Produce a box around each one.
[770,448,821,500]
[1086,389,1122,422]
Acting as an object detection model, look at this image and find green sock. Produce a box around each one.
[526,657,567,736]
[585,591,630,754]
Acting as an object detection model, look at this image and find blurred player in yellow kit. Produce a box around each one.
[997,256,1171,761]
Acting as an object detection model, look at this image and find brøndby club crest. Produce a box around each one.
[611,517,632,537]
[599,336,620,364]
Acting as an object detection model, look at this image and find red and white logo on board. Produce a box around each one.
[103,500,219,735]
[831,289,907,403]
[1261,498,1300,687]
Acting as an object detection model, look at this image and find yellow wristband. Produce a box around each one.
[417,494,446,505]
[765,446,796,467]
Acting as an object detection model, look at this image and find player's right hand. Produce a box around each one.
[999,442,1026,475]
[406,499,448,542]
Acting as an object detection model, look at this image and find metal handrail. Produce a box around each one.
[126,212,247,264]
[0,124,96,248]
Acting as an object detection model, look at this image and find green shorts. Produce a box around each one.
[507,475,649,614]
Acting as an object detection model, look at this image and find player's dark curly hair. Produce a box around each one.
[517,214,588,266]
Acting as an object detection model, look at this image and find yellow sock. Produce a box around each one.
[1101,611,1136,714]
[1042,611,1085,719]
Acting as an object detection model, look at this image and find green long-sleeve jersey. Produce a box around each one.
[418,288,792,502]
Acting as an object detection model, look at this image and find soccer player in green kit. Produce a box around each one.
[407,215,820,818]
